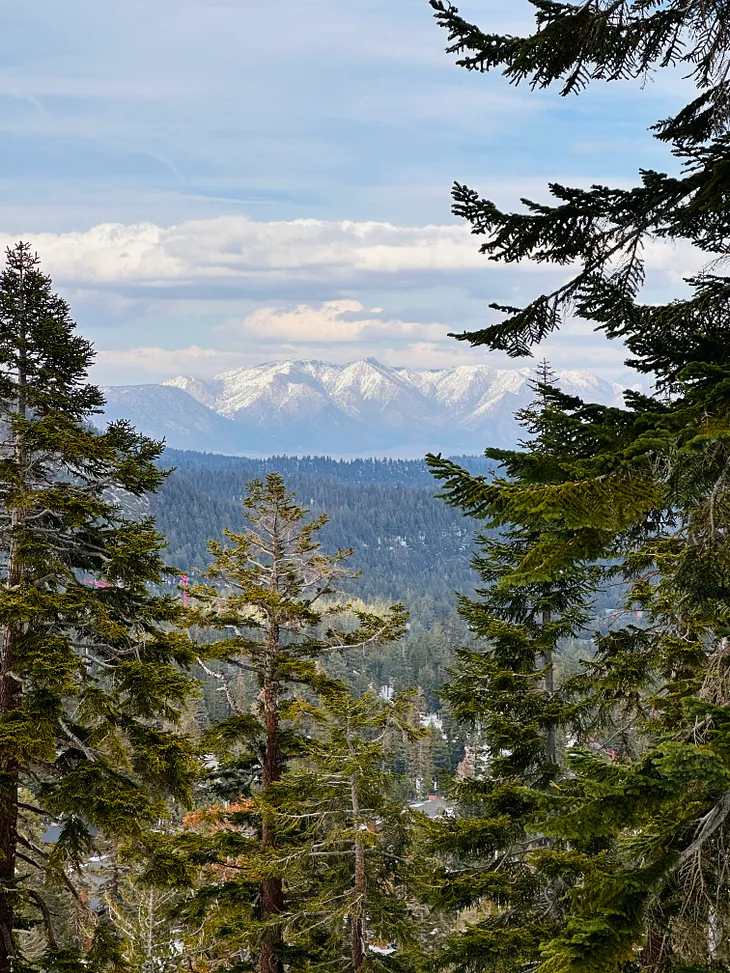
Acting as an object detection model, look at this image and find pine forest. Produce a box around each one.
[3,3,730,973]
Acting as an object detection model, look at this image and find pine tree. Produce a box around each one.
[267,684,423,973]
[174,475,407,973]
[102,865,183,973]
[427,4,730,971]
[0,243,198,971]
[424,365,602,973]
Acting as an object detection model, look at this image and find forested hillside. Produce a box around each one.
[152,449,600,746]
[7,0,730,967]
[153,449,492,617]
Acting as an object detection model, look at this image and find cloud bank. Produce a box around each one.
[0,215,706,386]
[1,215,702,292]
[0,217,487,290]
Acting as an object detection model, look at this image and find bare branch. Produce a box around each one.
[679,792,730,863]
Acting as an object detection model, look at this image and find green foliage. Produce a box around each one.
[427,2,730,970]
[161,475,407,972]
[422,369,603,973]
[0,243,198,971]
[151,450,484,617]
[264,684,425,971]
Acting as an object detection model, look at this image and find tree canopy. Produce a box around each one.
[426,2,730,971]
[0,243,198,973]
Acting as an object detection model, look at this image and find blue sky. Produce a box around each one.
[0,0,699,384]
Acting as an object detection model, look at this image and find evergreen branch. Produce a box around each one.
[26,891,58,951]
[15,854,44,874]
[17,835,49,861]
[223,658,260,676]
[195,657,244,715]
[58,719,100,762]
[59,871,86,905]
[678,791,730,863]
[320,623,396,654]
[17,802,50,817]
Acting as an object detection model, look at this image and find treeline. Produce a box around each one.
[0,242,588,973]
[3,2,730,972]
[162,449,496,487]
[152,451,481,616]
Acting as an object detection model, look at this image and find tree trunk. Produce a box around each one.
[259,612,284,973]
[542,607,556,765]
[0,648,19,973]
[349,736,366,970]
[0,471,25,972]
[350,833,366,970]
[0,260,27,973]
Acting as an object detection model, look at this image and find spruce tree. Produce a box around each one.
[427,3,730,970]
[0,243,197,971]
[174,475,407,973]
[425,366,602,973]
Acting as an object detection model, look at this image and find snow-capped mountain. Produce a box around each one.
[100,358,629,457]
[101,384,251,454]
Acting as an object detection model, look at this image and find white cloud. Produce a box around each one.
[0,217,487,290]
[0,217,707,299]
[93,335,630,385]
[228,300,448,343]
[4,215,704,388]
[95,345,237,378]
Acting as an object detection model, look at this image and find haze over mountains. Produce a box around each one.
[100,358,629,457]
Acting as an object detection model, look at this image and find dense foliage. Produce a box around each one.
[424,370,604,973]
[424,2,730,972]
[8,2,730,972]
[151,451,488,616]
[157,475,407,973]
[0,244,198,973]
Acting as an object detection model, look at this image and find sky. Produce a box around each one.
[0,0,702,385]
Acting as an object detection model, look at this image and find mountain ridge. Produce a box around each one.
[100,357,630,456]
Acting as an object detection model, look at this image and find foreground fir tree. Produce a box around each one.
[0,243,198,971]
[425,367,602,973]
[427,3,730,971]
[171,475,407,973]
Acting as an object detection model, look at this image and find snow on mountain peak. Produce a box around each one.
[114,356,635,455]
[162,358,624,421]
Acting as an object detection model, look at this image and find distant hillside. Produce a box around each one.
[100,357,630,456]
[102,385,244,454]
[152,450,491,619]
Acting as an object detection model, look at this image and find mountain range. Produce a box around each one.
[100,358,630,456]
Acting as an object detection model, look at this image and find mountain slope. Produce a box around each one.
[101,358,629,456]
[100,385,245,454]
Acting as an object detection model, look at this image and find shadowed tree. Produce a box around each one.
[425,365,601,973]
[425,3,730,971]
[0,243,198,972]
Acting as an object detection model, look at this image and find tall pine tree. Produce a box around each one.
[172,475,407,973]
[425,365,602,973]
[428,3,730,970]
[0,243,197,972]
[267,684,423,972]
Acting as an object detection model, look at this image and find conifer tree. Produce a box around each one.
[427,3,730,970]
[102,867,183,973]
[268,684,423,972]
[0,243,198,971]
[177,475,407,973]
[425,366,602,973]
